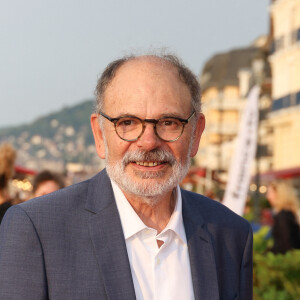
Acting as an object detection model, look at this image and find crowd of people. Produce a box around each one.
[0,143,65,224]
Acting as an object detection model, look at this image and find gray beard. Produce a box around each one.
[105,148,191,206]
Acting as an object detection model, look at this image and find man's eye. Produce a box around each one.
[164,120,175,126]
[118,118,138,127]
[162,119,179,127]
[122,120,132,126]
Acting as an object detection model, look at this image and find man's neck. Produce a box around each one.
[122,190,176,234]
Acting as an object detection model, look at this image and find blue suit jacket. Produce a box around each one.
[0,170,252,300]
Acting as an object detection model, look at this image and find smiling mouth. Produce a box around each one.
[135,161,165,167]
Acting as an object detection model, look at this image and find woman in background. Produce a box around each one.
[267,180,300,254]
[32,170,65,198]
[0,143,16,224]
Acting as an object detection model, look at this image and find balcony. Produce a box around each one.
[203,97,243,111]
[272,90,300,111]
[270,27,300,55]
[206,123,238,136]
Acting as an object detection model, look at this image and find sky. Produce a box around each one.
[0,0,270,128]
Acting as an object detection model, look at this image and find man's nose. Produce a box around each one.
[136,123,162,150]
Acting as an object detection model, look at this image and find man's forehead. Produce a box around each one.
[101,55,193,114]
[112,56,179,82]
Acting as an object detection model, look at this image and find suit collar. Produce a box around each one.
[85,169,136,299]
[182,189,220,300]
[84,169,114,213]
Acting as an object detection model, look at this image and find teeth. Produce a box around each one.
[136,161,159,166]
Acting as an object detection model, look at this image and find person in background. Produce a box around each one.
[32,170,65,198]
[267,180,300,254]
[0,143,17,224]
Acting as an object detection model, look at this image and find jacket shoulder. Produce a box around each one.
[19,178,91,213]
[181,189,251,230]
[13,169,112,220]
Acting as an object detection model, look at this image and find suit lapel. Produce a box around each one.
[182,190,220,300]
[85,170,136,300]
[84,171,219,299]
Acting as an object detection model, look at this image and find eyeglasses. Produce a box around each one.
[98,111,195,142]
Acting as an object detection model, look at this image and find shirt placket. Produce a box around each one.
[154,232,170,300]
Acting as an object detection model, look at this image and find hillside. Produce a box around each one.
[0,100,102,172]
[0,100,95,142]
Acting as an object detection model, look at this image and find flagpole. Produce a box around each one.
[254,105,261,223]
[223,85,260,215]
[253,67,264,223]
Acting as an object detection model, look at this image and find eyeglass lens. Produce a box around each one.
[115,117,184,141]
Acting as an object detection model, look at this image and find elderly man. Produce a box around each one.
[0,54,252,300]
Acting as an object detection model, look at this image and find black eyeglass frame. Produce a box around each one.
[98,110,196,142]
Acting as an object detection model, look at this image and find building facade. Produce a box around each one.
[269,0,300,172]
[194,38,272,197]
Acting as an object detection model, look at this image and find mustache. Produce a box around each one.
[122,149,176,166]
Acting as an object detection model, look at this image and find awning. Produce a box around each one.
[258,166,300,181]
[188,167,206,177]
[14,165,37,176]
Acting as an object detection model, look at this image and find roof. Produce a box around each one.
[200,46,265,91]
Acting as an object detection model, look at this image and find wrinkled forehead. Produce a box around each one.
[102,57,192,111]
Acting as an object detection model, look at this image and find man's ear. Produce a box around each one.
[190,113,205,157]
[90,114,106,159]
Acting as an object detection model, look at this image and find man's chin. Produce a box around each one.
[120,175,173,197]
[107,167,174,199]
[131,168,169,180]
[106,155,191,200]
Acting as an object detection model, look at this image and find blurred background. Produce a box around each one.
[0,1,300,298]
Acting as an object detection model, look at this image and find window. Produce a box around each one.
[272,98,283,111]
[296,91,300,105]
[270,41,275,54]
[272,95,291,111]
[275,36,284,51]
[282,95,291,108]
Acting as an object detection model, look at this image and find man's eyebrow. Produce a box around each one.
[113,113,184,119]
[159,113,185,118]
[113,113,187,119]
[113,113,139,118]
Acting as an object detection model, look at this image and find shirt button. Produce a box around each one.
[156,257,161,265]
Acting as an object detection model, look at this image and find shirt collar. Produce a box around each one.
[111,180,146,239]
[111,180,186,244]
[162,185,187,244]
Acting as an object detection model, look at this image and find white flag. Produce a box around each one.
[223,85,260,215]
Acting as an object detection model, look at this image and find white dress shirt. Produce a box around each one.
[111,180,195,300]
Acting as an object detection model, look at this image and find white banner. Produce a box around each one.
[223,85,260,215]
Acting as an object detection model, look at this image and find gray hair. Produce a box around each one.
[94,53,202,114]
